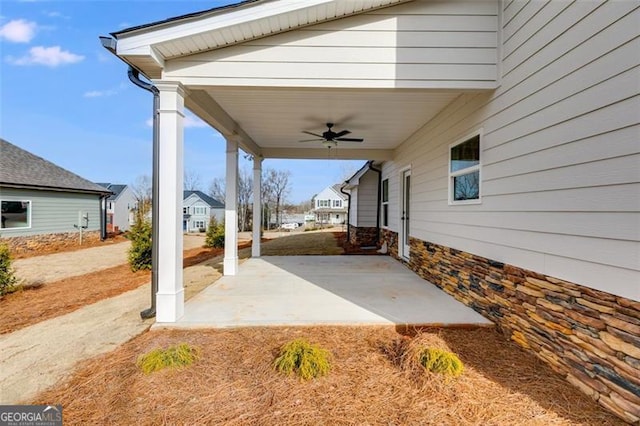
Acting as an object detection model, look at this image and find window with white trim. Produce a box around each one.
[1,200,31,229]
[381,179,389,227]
[449,133,481,203]
[317,199,330,208]
[332,199,342,208]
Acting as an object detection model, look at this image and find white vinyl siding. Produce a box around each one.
[381,1,640,300]
[0,188,101,237]
[164,1,499,89]
[356,170,379,228]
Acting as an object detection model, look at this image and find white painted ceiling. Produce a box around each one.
[206,87,459,150]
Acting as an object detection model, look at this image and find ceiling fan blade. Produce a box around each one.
[334,130,351,138]
[299,138,324,142]
[302,131,324,138]
[336,137,364,142]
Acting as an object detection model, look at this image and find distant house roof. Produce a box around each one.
[96,183,128,201]
[331,184,348,200]
[0,139,111,195]
[184,190,224,208]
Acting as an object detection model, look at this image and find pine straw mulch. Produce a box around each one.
[0,242,253,335]
[33,326,624,426]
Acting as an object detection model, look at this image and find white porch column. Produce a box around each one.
[252,156,263,257]
[224,137,239,275]
[154,81,185,322]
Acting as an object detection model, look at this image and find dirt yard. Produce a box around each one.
[32,326,623,425]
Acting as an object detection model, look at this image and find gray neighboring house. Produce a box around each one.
[96,183,137,232]
[183,190,224,232]
[0,138,111,241]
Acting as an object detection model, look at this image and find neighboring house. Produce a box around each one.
[183,190,224,232]
[0,138,111,249]
[312,184,348,225]
[343,161,380,247]
[106,1,639,420]
[96,183,137,232]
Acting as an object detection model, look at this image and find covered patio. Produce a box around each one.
[160,255,492,328]
[103,0,499,323]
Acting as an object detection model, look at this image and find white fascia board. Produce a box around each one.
[116,0,332,54]
[261,147,393,161]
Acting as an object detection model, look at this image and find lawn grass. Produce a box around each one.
[33,326,624,425]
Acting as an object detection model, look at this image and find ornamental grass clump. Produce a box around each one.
[418,347,464,378]
[136,343,200,374]
[274,338,331,380]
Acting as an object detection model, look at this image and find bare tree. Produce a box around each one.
[130,175,152,216]
[208,177,225,202]
[237,168,253,232]
[184,171,202,191]
[207,172,253,231]
[264,168,291,227]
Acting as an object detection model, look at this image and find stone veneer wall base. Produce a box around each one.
[399,236,640,423]
[1,231,101,256]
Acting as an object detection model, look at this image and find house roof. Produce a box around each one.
[184,190,224,208]
[331,184,348,200]
[96,183,128,201]
[0,139,111,195]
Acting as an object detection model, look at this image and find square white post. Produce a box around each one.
[252,156,263,257]
[154,81,185,322]
[224,137,239,275]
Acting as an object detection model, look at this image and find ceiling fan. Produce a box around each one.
[300,123,364,148]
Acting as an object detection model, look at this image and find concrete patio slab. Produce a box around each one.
[160,256,493,328]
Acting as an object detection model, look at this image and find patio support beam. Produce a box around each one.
[224,137,239,275]
[154,81,185,322]
[252,156,263,257]
[261,147,394,161]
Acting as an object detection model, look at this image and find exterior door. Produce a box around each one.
[401,168,411,259]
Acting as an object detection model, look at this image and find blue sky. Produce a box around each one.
[0,1,362,203]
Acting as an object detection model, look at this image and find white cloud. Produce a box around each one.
[84,89,116,98]
[0,19,37,43]
[7,45,84,67]
[45,11,69,19]
[145,113,208,129]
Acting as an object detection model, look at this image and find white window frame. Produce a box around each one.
[381,178,389,228]
[1,199,32,230]
[333,199,342,208]
[448,130,482,205]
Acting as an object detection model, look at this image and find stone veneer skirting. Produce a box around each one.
[380,228,398,259]
[347,225,378,247]
[400,236,640,423]
[1,231,101,256]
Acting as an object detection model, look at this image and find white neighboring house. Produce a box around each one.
[96,183,137,232]
[313,184,348,225]
[183,190,224,232]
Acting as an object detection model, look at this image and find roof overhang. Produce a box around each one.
[112,0,412,79]
[105,0,499,161]
[1,183,112,196]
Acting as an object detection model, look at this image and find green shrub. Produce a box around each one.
[418,348,464,377]
[274,338,331,380]
[137,343,200,374]
[204,216,225,248]
[0,242,20,295]
[128,214,152,271]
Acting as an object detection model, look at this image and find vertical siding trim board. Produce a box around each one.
[407,236,640,423]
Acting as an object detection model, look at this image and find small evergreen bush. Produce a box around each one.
[128,214,152,271]
[0,242,20,295]
[204,216,225,248]
[418,348,464,377]
[274,338,331,380]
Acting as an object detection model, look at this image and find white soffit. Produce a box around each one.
[115,0,410,60]
[205,87,458,151]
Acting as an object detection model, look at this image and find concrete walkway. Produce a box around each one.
[167,256,492,328]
